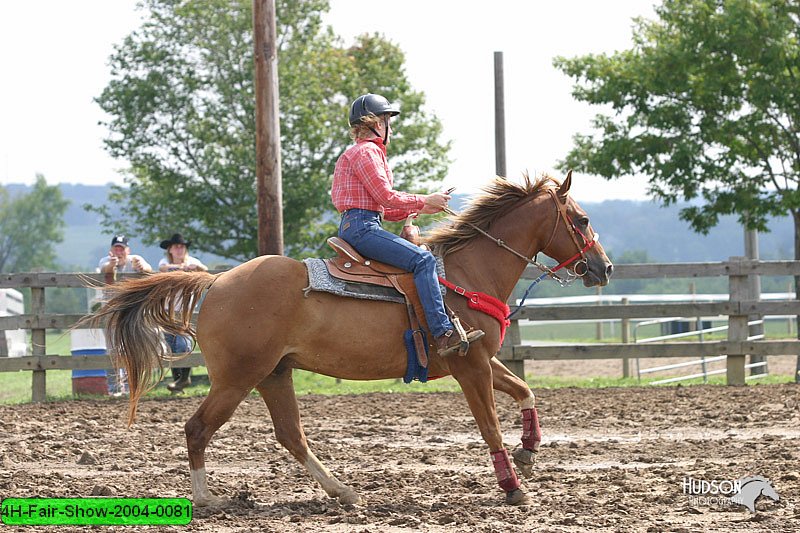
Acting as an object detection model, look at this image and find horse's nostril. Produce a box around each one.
[606,264,614,277]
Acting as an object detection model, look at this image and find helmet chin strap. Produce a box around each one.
[368,115,390,144]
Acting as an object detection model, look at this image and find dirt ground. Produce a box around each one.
[1,378,799,532]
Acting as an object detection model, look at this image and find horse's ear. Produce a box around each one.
[557,170,573,202]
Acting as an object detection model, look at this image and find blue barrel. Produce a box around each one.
[71,348,107,378]
[71,329,107,378]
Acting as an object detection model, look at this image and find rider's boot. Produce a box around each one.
[435,329,485,357]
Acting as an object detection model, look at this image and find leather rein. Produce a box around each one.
[443,188,598,287]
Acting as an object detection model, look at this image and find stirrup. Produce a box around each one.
[437,329,485,357]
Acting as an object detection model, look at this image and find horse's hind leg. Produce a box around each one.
[490,357,541,478]
[256,365,360,505]
[185,385,251,507]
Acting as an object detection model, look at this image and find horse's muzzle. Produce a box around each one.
[583,260,613,287]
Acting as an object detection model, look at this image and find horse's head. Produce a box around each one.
[730,476,780,513]
[425,172,613,290]
[761,482,780,502]
[541,171,613,287]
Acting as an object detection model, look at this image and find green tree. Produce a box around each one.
[554,0,800,251]
[94,0,449,260]
[0,176,69,273]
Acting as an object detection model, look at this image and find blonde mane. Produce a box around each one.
[424,173,560,255]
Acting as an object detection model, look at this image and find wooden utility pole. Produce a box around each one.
[493,51,507,178]
[253,0,284,255]
[494,51,524,381]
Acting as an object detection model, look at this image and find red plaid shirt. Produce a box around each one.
[332,139,424,222]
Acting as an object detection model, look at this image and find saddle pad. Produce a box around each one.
[303,255,448,303]
[303,258,406,304]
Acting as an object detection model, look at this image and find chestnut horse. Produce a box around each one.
[95,171,612,507]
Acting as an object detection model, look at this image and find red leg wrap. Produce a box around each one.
[491,448,520,492]
[521,408,541,451]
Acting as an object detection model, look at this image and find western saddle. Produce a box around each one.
[324,237,431,366]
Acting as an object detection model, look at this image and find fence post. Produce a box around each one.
[621,297,630,378]
[744,228,766,375]
[727,257,747,386]
[595,286,604,340]
[499,317,524,381]
[789,281,795,337]
[30,284,47,402]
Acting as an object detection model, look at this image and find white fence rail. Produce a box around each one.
[635,319,768,383]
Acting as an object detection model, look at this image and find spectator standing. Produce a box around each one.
[97,234,152,395]
[99,234,152,275]
[158,233,208,392]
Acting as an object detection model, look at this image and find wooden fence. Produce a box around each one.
[497,256,800,383]
[2,256,800,402]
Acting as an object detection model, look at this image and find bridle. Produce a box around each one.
[538,188,599,284]
[444,187,599,287]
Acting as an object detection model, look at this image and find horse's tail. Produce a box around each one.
[91,271,218,425]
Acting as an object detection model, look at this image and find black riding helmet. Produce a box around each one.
[348,93,400,125]
[349,93,400,144]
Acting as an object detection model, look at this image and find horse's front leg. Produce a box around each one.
[490,357,541,478]
[256,366,360,505]
[450,354,527,505]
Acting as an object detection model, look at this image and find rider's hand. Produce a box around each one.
[422,191,451,214]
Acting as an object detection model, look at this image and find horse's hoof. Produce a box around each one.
[505,488,529,506]
[512,447,537,479]
[194,494,226,507]
[337,489,360,505]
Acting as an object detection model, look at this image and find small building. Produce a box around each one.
[0,288,27,357]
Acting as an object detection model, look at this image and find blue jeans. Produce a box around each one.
[338,209,452,338]
[165,332,191,353]
[165,333,191,381]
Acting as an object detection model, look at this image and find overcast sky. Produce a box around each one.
[0,1,657,202]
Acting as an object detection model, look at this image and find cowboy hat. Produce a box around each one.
[160,233,192,249]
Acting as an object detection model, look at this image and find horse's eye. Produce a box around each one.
[577,216,589,227]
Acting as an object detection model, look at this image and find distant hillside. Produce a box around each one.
[4,183,795,270]
[6,183,231,270]
[586,199,793,262]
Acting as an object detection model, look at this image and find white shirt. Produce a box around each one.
[98,254,151,273]
[158,255,207,271]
